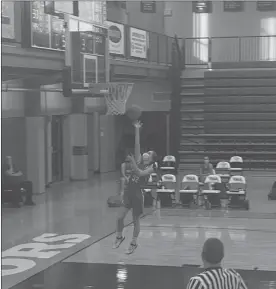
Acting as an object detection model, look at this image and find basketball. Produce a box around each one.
[126,105,142,121]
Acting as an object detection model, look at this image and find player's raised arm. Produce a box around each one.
[121,162,127,179]
[128,155,154,177]
[133,121,142,163]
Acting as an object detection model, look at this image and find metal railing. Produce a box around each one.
[183,35,276,66]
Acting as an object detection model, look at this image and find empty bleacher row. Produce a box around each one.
[179,69,276,170]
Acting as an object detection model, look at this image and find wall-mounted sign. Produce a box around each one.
[119,1,127,9]
[192,1,213,13]
[141,1,156,13]
[224,1,244,12]
[72,146,88,156]
[256,1,276,11]
[164,8,173,17]
[106,21,125,55]
[130,27,147,59]
[1,1,15,39]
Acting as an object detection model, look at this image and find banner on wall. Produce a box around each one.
[130,27,147,59]
[140,1,156,13]
[192,1,212,13]
[224,1,244,12]
[256,1,276,11]
[1,1,15,39]
[106,21,125,55]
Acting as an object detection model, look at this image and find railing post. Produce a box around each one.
[126,25,129,60]
[166,36,169,65]
[157,34,160,64]
[239,37,241,62]
[268,36,271,61]
[147,31,150,63]
[208,37,212,67]
[182,38,186,69]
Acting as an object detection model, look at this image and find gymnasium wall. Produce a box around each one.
[2,80,25,118]
[126,1,165,34]
[41,83,72,115]
[164,1,276,38]
[107,1,165,34]
[126,80,170,112]
[2,80,27,174]
[1,118,27,176]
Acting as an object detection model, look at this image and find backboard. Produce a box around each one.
[64,15,109,91]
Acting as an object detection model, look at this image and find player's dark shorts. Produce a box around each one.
[123,190,144,217]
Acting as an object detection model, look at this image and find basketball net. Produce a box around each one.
[104,83,134,115]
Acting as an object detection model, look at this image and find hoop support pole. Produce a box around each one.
[1,86,101,95]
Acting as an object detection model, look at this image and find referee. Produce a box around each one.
[187,238,248,289]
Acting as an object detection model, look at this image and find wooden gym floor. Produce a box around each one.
[2,171,276,289]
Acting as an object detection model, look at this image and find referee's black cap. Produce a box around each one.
[202,238,224,264]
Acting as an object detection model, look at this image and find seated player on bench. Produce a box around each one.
[199,156,215,184]
[2,156,35,207]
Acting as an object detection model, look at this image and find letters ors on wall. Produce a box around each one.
[107,21,125,56]
[130,27,148,59]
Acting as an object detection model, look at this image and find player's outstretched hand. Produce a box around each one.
[133,120,142,129]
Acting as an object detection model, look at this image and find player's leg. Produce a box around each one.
[126,194,143,254]
[120,177,126,195]
[126,213,140,254]
[151,188,159,208]
[113,205,129,249]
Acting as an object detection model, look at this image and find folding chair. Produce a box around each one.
[216,161,231,183]
[226,175,249,210]
[156,174,177,207]
[230,156,244,176]
[160,155,177,175]
[201,175,222,209]
[179,174,199,207]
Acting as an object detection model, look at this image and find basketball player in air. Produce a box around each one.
[113,120,157,254]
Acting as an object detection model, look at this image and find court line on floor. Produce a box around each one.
[140,224,276,234]
[157,210,276,219]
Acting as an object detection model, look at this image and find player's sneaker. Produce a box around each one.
[125,242,138,254]
[113,236,125,249]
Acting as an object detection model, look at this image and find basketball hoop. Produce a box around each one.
[104,83,134,115]
[88,82,134,115]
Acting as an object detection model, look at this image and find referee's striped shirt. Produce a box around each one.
[187,267,248,289]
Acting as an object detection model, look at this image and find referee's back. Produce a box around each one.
[186,238,248,289]
[187,267,247,289]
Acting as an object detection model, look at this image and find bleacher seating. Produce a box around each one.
[179,69,276,170]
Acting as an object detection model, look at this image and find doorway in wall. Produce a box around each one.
[51,116,63,182]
